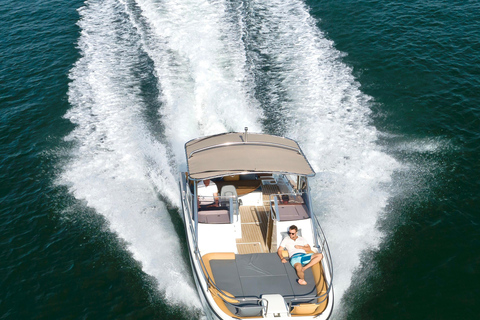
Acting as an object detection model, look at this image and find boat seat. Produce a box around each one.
[290,303,320,315]
[220,185,238,208]
[198,209,230,224]
[221,296,265,318]
[276,204,310,221]
[215,180,261,196]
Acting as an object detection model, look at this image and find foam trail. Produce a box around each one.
[62,0,266,311]
[62,0,403,316]
[130,0,263,161]
[61,0,199,307]
[242,0,400,310]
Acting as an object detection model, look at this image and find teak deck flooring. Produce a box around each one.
[235,205,269,254]
[235,184,280,254]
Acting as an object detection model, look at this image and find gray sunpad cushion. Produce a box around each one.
[210,253,316,302]
[236,253,286,276]
[241,274,293,298]
[210,259,243,297]
[284,259,317,303]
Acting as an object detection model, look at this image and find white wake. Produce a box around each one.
[241,0,400,306]
[62,0,400,316]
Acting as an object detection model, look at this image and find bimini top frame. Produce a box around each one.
[185,129,315,180]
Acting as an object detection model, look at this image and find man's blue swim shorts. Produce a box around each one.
[289,253,313,268]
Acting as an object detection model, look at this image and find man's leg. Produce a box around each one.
[294,263,307,285]
[301,253,323,272]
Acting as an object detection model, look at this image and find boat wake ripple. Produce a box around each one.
[61,0,401,316]
[239,0,400,308]
[61,0,200,308]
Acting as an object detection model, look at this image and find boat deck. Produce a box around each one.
[236,205,269,254]
[235,184,280,254]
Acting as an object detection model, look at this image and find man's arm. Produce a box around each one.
[212,183,219,206]
[294,244,311,251]
[277,246,287,263]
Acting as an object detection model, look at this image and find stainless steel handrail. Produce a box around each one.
[217,294,268,317]
[311,213,334,284]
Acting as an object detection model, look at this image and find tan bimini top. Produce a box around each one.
[185,132,315,180]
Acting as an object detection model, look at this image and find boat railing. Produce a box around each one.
[305,208,334,311]
[217,294,268,318]
[180,174,267,314]
[287,291,329,311]
[310,212,334,286]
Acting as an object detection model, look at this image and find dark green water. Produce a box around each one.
[309,1,480,319]
[1,0,479,319]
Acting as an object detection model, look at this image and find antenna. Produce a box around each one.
[244,127,248,142]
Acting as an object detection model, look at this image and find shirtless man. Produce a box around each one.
[277,225,323,285]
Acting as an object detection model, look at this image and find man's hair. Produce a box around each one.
[289,225,298,232]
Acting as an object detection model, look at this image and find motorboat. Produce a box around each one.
[179,129,334,319]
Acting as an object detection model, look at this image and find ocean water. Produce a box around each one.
[1,0,479,319]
